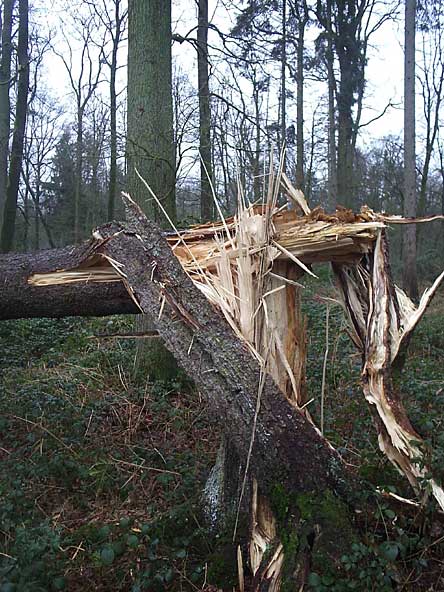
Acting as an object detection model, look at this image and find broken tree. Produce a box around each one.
[1,179,444,589]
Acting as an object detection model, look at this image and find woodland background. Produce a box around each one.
[1,1,444,591]
[0,0,443,290]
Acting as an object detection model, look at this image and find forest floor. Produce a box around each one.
[1,267,444,591]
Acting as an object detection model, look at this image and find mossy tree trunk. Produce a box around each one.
[0,199,370,592]
[127,0,176,222]
[127,0,178,380]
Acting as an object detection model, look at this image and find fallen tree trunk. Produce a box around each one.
[33,197,359,498]
[0,205,382,322]
[0,246,138,320]
[0,195,366,587]
[3,191,443,588]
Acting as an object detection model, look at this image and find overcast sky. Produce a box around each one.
[42,0,413,172]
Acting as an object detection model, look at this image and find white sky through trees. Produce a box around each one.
[37,1,418,186]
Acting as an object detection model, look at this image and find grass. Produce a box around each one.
[0,271,444,590]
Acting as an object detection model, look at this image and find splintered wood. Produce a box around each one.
[334,232,444,508]
[167,205,384,276]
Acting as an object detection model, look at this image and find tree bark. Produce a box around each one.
[1,0,29,253]
[127,0,176,223]
[0,244,138,320]
[336,57,355,209]
[127,0,178,377]
[108,6,119,222]
[74,104,83,244]
[198,0,213,222]
[403,0,418,301]
[107,0,126,222]
[0,0,14,231]
[331,1,366,209]
[280,0,287,174]
[295,2,308,192]
[252,72,261,202]
[325,0,337,211]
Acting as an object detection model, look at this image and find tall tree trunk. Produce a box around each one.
[74,105,83,244]
[0,0,14,231]
[23,185,28,250]
[403,0,418,301]
[252,74,261,201]
[198,0,213,222]
[326,0,337,211]
[417,80,442,220]
[305,106,317,201]
[0,0,29,253]
[127,0,176,223]
[281,0,287,174]
[108,1,119,221]
[336,59,354,208]
[439,144,444,253]
[295,12,307,192]
[333,1,366,210]
[34,170,40,250]
[127,0,177,379]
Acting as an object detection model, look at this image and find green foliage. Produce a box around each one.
[308,540,396,591]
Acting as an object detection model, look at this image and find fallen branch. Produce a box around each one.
[91,330,160,339]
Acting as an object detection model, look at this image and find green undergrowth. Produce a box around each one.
[1,267,444,590]
[0,316,220,591]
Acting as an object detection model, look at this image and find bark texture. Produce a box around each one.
[326,0,337,212]
[198,0,213,222]
[0,245,138,319]
[403,0,418,301]
[0,0,14,231]
[107,0,124,221]
[127,0,176,222]
[294,1,308,193]
[1,0,29,252]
